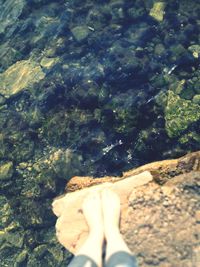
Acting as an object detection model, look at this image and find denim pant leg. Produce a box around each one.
[106,251,138,267]
[68,255,98,267]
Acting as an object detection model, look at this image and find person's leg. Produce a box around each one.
[68,191,104,267]
[102,188,138,267]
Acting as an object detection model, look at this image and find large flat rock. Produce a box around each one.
[53,151,200,266]
[125,171,200,266]
[52,171,153,254]
[0,59,45,98]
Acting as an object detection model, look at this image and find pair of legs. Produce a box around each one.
[68,188,137,267]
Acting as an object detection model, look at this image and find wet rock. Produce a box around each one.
[125,23,155,46]
[0,0,26,34]
[26,241,67,267]
[165,90,200,137]
[0,195,13,228]
[170,79,185,95]
[0,161,13,180]
[0,42,22,70]
[0,96,6,105]
[47,244,65,263]
[127,6,146,21]
[48,149,83,180]
[14,250,28,267]
[179,132,200,145]
[70,26,90,42]
[154,43,165,56]
[193,94,200,104]
[16,197,53,228]
[179,84,195,100]
[12,139,35,162]
[109,0,126,22]
[2,232,24,248]
[188,44,200,58]
[103,90,140,135]
[40,57,59,69]
[169,44,187,63]
[33,244,48,259]
[149,1,166,22]
[0,59,45,98]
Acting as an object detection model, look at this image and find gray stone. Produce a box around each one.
[71,26,90,42]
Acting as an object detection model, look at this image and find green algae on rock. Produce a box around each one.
[71,26,90,42]
[193,94,200,105]
[188,44,200,58]
[0,60,45,98]
[0,161,13,180]
[2,231,24,248]
[165,90,200,138]
[170,79,185,95]
[0,195,13,228]
[179,132,200,144]
[40,57,59,69]
[154,43,165,56]
[149,1,166,22]
[15,250,28,267]
[0,42,22,70]
[0,0,26,34]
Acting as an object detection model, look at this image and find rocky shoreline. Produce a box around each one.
[53,151,200,266]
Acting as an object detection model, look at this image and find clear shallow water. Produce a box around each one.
[0,0,200,266]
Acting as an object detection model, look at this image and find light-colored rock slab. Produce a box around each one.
[52,171,152,254]
[149,2,166,22]
[0,59,45,98]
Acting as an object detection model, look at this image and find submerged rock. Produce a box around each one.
[0,161,13,180]
[0,195,13,228]
[0,59,45,98]
[15,250,28,267]
[165,90,200,138]
[0,0,26,34]
[188,44,200,58]
[70,26,90,42]
[40,57,59,69]
[149,1,166,22]
[193,94,200,104]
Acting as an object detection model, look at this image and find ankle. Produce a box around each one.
[105,226,121,240]
[89,229,104,242]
